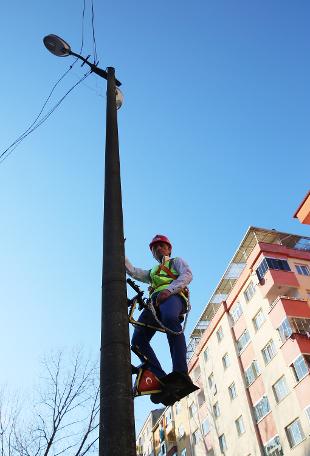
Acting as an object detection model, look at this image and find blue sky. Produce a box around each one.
[0,0,309,432]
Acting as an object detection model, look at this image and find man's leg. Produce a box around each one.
[131,309,166,378]
[159,295,188,374]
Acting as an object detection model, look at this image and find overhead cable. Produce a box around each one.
[0,70,92,164]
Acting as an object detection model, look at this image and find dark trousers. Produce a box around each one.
[131,294,187,378]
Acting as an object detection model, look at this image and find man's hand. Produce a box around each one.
[156,289,172,306]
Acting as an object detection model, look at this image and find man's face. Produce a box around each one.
[151,242,171,262]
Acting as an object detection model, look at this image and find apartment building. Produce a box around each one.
[185,227,310,455]
[137,227,310,455]
[137,408,165,456]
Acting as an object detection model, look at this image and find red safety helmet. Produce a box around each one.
[149,234,172,251]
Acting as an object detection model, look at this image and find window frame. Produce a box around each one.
[277,318,293,343]
[217,326,224,342]
[237,329,251,353]
[262,339,277,365]
[204,346,209,362]
[256,257,291,281]
[178,424,185,439]
[213,401,220,418]
[285,418,305,448]
[263,435,282,455]
[202,418,210,435]
[244,281,255,303]
[228,382,237,400]
[291,354,310,382]
[244,360,260,386]
[295,263,310,276]
[272,375,289,403]
[218,434,227,453]
[253,395,271,422]
[230,302,243,324]
[235,415,245,436]
[222,352,230,370]
[253,308,266,331]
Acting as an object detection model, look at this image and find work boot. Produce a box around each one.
[134,368,162,396]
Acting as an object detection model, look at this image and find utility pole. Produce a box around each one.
[99,67,136,455]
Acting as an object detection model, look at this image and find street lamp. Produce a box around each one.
[43,34,136,456]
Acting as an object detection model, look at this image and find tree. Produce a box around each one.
[0,350,99,456]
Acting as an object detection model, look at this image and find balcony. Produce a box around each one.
[257,269,299,300]
[269,296,310,327]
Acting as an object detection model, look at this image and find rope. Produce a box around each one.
[146,298,189,336]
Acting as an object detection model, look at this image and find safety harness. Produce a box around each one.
[127,258,191,336]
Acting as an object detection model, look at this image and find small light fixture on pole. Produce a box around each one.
[43,34,135,456]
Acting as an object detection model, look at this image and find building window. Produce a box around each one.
[160,442,166,455]
[291,354,310,382]
[230,302,243,324]
[219,434,227,453]
[256,257,291,280]
[237,329,251,353]
[254,396,270,422]
[222,353,230,370]
[181,449,187,456]
[228,382,237,400]
[197,389,205,407]
[192,429,201,445]
[208,372,217,394]
[175,401,181,415]
[244,360,260,386]
[272,376,289,403]
[189,402,197,417]
[262,339,277,365]
[277,318,293,343]
[178,424,185,438]
[285,419,305,448]
[253,309,266,331]
[165,408,172,425]
[290,317,310,336]
[213,401,220,418]
[204,346,209,362]
[193,365,201,381]
[295,264,310,276]
[305,405,310,423]
[235,415,245,436]
[244,281,255,302]
[263,435,282,455]
[202,418,210,435]
[217,326,224,342]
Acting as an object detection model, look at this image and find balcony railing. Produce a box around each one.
[269,295,305,311]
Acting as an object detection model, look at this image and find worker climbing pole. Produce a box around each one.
[126,235,199,406]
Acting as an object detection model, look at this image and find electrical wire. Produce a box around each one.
[91,0,98,64]
[0,0,89,165]
[79,0,86,55]
[0,70,92,165]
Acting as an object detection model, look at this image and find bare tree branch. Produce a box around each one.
[0,349,99,456]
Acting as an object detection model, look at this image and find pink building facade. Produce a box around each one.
[185,227,310,455]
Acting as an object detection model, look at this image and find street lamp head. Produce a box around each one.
[116,87,124,110]
[43,34,71,57]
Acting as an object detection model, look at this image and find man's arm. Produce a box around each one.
[125,257,151,284]
[166,257,193,295]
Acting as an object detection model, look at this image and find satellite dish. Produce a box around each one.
[43,34,71,57]
[116,87,124,110]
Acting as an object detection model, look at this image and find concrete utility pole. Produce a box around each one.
[99,67,136,455]
[42,36,136,456]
